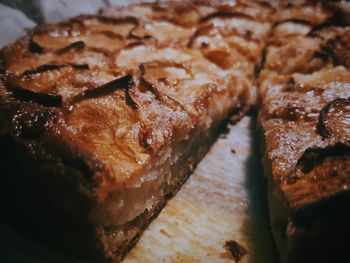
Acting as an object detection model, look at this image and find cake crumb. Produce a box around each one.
[231,148,236,154]
[224,240,247,262]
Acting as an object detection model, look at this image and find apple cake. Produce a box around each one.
[0,1,271,262]
[1,1,350,262]
[258,1,350,262]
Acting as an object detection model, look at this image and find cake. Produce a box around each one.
[1,1,349,262]
[258,1,350,262]
[0,1,270,262]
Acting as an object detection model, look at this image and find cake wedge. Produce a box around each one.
[258,1,350,262]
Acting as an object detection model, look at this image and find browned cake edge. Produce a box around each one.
[261,151,350,263]
[257,116,350,263]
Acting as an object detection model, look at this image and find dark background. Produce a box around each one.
[0,0,111,23]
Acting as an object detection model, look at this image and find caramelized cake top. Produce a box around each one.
[0,1,273,195]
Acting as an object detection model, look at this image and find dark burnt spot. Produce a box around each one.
[296,143,350,174]
[200,11,253,23]
[97,16,139,26]
[318,99,338,138]
[28,38,44,54]
[21,64,66,77]
[20,64,88,78]
[70,75,137,107]
[71,64,89,70]
[9,86,63,108]
[317,97,350,139]
[313,50,329,62]
[255,48,266,78]
[57,41,86,54]
[224,240,247,262]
